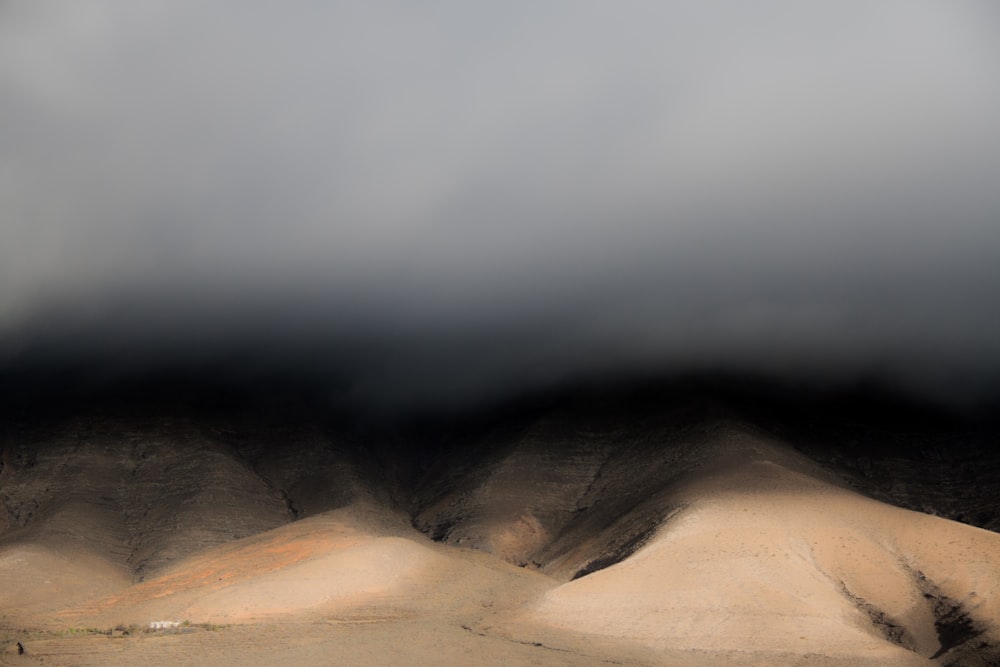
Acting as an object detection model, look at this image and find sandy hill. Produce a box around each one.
[1,394,998,665]
[529,435,1000,665]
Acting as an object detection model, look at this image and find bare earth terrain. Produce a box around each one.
[2,396,998,666]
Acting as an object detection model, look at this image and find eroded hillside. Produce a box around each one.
[1,385,999,665]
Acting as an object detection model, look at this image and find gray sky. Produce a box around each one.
[2,1,999,409]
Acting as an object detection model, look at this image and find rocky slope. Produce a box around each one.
[1,385,998,665]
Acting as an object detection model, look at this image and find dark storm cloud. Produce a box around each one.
[2,1,999,409]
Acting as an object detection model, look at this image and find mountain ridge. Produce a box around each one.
[1,379,999,665]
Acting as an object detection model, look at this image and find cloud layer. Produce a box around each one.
[2,1,1000,409]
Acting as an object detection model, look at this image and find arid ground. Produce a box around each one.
[2,386,999,666]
